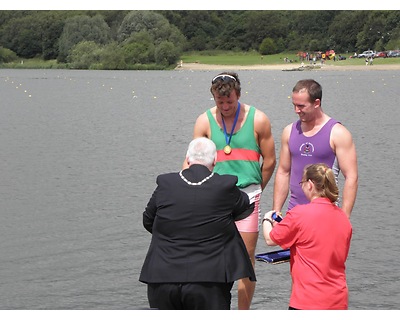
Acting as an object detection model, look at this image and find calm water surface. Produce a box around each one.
[0,68,399,310]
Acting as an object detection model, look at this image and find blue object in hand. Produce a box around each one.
[272,212,282,222]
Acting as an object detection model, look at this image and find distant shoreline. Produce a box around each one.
[176,62,400,71]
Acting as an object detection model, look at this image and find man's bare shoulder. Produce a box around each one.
[195,108,211,122]
[284,122,294,131]
[280,122,294,141]
[331,122,353,143]
[253,107,271,124]
[194,108,214,138]
[197,106,216,118]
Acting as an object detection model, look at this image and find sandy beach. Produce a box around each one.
[176,62,400,71]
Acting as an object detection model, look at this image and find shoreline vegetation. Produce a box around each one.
[175,51,400,71]
[176,62,400,71]
[1,11,399,73]
[1,53,399,71]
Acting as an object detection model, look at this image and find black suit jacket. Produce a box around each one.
[139,164,256,284]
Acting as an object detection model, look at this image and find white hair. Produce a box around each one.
[186,137,217,168]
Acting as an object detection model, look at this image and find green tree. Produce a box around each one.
[39,11,70,60]
[122,31,155,64]
[0,11,29,26]
[117,11,186,50]
[100,42,127,70]
[0,46,18,62]
[158,10,224,51]
[354,11,400,52]
[384,11,400,50]
[308,39,320,52]
[259,37,277,55]
[285,30,303,51]
[216,12,249,51]
[328,11,367,52]
[154,41,180,66]
[97,10,129,39]
[289,11,336,40]
[67,41,102,69]
[0,15,43,58]
[385,26,400,50]
[245,11,289,51]
[58,14,111,62]
[286,11,338,51]
[117,11,184,66]
[0,11,70,59]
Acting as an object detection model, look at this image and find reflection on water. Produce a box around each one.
[0,69,399,309]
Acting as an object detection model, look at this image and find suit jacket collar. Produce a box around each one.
[181,164,213,184]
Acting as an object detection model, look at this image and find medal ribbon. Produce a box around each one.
[221,102,240,147]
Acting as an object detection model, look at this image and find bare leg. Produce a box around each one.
[237,231,258,310]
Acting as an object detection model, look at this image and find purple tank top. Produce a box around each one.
[288,118,339,210]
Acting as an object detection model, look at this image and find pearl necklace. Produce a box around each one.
[179,170,214,186]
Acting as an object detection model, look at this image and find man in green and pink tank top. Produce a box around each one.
[185,72,276,310]
[207,106,262,188]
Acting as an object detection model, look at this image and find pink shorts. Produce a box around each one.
[235,191,261,233]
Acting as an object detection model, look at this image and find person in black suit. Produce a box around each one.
[139,137,256,310]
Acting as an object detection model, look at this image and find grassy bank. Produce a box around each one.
[0,58,67,69]
[0,58,165,70]
[1,52,399,69]
[181,51,400,67]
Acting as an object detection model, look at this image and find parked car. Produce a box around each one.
[374,51,387,58]
[387,50,400,57]
[357,50,376,58]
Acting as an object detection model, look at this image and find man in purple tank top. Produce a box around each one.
[272,79,358,218]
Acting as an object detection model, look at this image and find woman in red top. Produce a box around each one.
[263,163,352,310]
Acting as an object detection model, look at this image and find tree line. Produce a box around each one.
[0,10,399,69]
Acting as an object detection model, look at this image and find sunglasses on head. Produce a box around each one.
[211,74,237,84]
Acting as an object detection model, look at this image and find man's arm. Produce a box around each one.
[272,124,292,212]
[254,110,276,190]
[143,186,159,233]
[232,190,254,221]
[332,124,358,218]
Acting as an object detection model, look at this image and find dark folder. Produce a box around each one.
[255,248,290,264]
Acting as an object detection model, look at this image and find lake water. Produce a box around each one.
[0,67,399,310]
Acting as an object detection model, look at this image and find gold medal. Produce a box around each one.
[221,102,240,156]
[223,145,232,155]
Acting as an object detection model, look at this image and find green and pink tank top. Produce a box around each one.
[207,106,262,188]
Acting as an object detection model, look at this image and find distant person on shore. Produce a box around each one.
[140,137,256,310]
[263,163,352,309]
[272,79,358,218]
[185,72,276,309]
